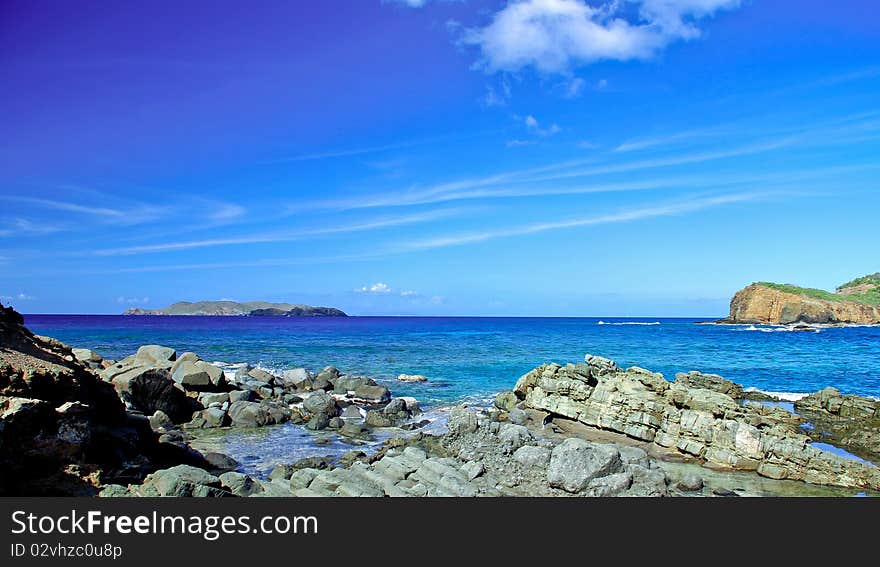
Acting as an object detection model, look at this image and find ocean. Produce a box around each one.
[23,314,880,477]
[23,315,880,404]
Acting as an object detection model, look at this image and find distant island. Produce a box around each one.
[717,273,880,325]
[123,301,347,317]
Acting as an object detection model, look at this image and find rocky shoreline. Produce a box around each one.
[2,302,878,497]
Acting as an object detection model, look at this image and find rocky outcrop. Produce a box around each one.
[0,303,163,495]
[718,280,880,325]
[124,300,347,317]
[794,388,880,463]
[512,355,880,491]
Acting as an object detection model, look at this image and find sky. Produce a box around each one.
[1,0,879,316]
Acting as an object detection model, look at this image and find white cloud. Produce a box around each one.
[400,290,419,297]
[462,0,741,74]
[356,282,393,294]
[482,81,511,107]
[597,78,608,89]
[522,114,561,136]
[0,218,63,237]
[506,139,534,147]
[209,203,246,221]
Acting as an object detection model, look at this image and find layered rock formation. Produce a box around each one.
[509,355,880,491]
[124,300,347,317]
[718,276,880,325]
[794,388,880,463]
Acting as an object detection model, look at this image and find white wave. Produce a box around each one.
[743,387,809,401]
[734,324,822,333]
[597,321,661,326]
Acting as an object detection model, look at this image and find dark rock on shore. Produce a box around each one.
[794,387,880,463]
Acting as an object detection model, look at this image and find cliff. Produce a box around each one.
[124,301,347,317]
[718,274,880,325]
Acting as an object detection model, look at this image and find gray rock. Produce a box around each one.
[365,410,393,428]
[498,423,533,454]
[248,368,276,384]
[315,366,340,388]
[353,384,391,403]
[547,438,623,494]
[227,400,289,427]
[302,391,338,418]
[137,465,228,497]
[112,367,198,423]
[397,374,428,382]
[340,405,363,419]
[279,368,312,390]
[135,345,177,366]
[72,348,102,363]
[508,407,528,425]
[195,361,225,387]
[306,413,330,430]
[219,472,263,496]
[171,361,211,388]
[199,392,230,406]
[228,389,256,403]
[447,407,479,435]
[201,407,228,427]
[495,391,519,411]
[461,461,485,481]
[177,352,200,364]
[148,410,174,431]
[676,473,704,492]
[513,445,551,468]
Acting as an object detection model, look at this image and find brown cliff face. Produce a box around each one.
[720,284,880,325]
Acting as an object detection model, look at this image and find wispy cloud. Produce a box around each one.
[2,196,166,225]
[0,218,64,237]
[614,127,725,152]
[523,114,561,137]
[89,208,462,256]
[0,292,34,302]
[397,192,764,252]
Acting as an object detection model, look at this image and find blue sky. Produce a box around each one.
[1,0,879,316]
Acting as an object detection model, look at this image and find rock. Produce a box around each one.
[302,391,338,418]
[134,345,177,367]
[171,361,211,389]
[269,464,297,481]
[195,361,225,387]
[340,406,363,419]
[447,407,479,435]
[513,445,552,468]
[397,374,428,382]
[399,397,421,414]
[547,438,623,494]
[495,391,519,411]
[461,461,485,481]
[177,352,200,364]
[113,367,200,424]
[676,474,704,492]
[196,407,228,428]
[508,407,528,425]
[306,413,331,430]
[227,400,289,427]
[328,417,345,429]
[136,465,229,497]
[228,389,256,403]
[353,384,391,404]
[719,280,880,325]
[71,348,102,368]
[334,375,371,393]
[675,371,743,398]
[199,392,230,406]
[148,410,175,431]
[219,472,263,496]
[279,368,312,390]
[313,366,339,390]
[247,368,276,384]
[203,452,239,473]
[498,423,533,454]
[365,410,393,428]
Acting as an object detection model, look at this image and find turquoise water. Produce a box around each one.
[23,315,880,407]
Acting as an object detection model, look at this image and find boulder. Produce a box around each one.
[113,367,199,424]
[278,368,312,390]
[148,410,175,432]
[302,391,338,418]
[247,368,276,384]
[353,384,391,404]
[219,472,263,497]
[675,371,743,398]
[313,366,340,390]
[447,407,479,435]
[547,438,623,494]
[513,445,551,468]
[171,361,211,389]
[134,345,177,367]
[195,361,225,387]
[227,400,289,428]
[135,465,229,497]
[495,390,519,412]
[228,389,256,403]
[397,374,428,382]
